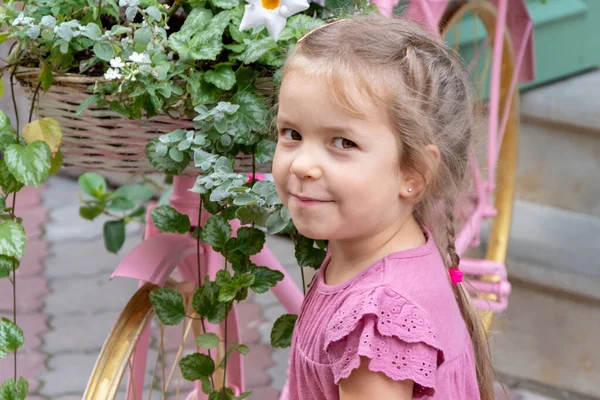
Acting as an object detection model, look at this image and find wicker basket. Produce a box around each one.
[15,67,272,174]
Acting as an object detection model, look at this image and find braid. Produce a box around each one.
[444,199,460,268]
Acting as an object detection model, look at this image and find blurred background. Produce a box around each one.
[0,0,598,399]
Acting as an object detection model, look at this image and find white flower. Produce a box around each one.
[110,57,125,68]
[40,15,56,28]
[104,68,122,80]
[128,51,151,64]
[239,0,309,41]
[12,13,35,27]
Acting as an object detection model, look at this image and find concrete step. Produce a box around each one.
[483,200,600,398]
[515,69,600,217]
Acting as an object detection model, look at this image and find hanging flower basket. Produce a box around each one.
[15,68,274,174]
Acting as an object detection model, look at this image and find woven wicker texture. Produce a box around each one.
[15,68,272,174]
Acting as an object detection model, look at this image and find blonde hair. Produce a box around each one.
[282,15,495,399]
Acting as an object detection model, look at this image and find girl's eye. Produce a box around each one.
[332,137,356,149]
[282,129,302,141]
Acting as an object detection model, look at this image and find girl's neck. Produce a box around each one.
[325,215,426,286]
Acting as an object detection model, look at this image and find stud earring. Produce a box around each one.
[407,188,413,193]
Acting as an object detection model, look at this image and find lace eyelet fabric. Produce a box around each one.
[324,287,444,397]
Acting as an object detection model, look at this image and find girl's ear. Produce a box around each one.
[399,144,440,202]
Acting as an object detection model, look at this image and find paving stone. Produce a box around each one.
[19,240,49,277]
[0,351,43,394]
[251,290,278,307]
[244,343,275,389]
[21,207,47,240]
[0,275,49,313]
[248,386,280,400]
[262,304,286,324]
[237,300,263,345]
[266,348,290,391]
[44,275,138,316]
[44,310,123,354]
[41,176,81,210]
[39,352,98,397]
[44,204,141,243]
[43,233,142,279]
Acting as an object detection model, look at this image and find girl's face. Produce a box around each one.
[273,69,413,241]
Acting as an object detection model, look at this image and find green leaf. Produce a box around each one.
[151,205,191,234]
[145,6,162,22]
[232,91,268,134]
[195,333,220,349]
[0,318,25,358]
[218,284,237,302]
[179,353,215,381]
[4,142,51,187]
[201,215,232,249]
[239,37,277,64]
[0,377,28,400]
[49,149,63,175]
[0,111,14,138]
[255,139,276,164]
[39,61,53,91]
[295,235,327,269]
[79,205,104,220]
[149,288,186,325]
[278,14,324,42]
[0,256,18,279]
[251,266,284,294]
[0,161,24,195]
[82,23,102,40]
[0,197,4,210]
[204,65,236,90]
[270,314,297,348]
[234,272,255,288]
[266,211,287,235]
[78,172,107,198]
[236,227,265,255]
[0,221,26,259]
[16,377,28,400]
[103,220,125,253]
[76,94,101,116]
[192,280,227,323]
[113,185,154,204]
[236,344,250,355]
[210,0,240,9]
[108,197,135,211]
[146,138,190,175]
[134,26,153,47]
[93,42,115,61]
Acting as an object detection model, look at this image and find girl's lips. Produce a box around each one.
[291,194,334,207]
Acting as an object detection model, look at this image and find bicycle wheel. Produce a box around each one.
[440,0,519,331]
[84,277,243,400]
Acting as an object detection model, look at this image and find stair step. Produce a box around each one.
[482,200,600,301]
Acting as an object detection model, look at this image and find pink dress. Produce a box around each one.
[281,231,480,399]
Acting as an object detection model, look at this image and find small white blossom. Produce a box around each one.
[104,68,122,80]
[129,51,151,64]
[12,13,35,26]
[120,37,134,46]
[40,15,56,28]
[110,57,125,69]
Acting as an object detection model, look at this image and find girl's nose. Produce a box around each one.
[289,150,323,180]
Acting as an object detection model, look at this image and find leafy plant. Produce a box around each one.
[0,0,377,395]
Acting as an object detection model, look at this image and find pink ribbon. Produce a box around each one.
[449,267,464,285]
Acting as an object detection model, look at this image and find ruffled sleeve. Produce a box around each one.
[324,286,445,397]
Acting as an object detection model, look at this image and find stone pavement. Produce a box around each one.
[0,175,573,400]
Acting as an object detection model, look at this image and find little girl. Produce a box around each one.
[272,15,494,400]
